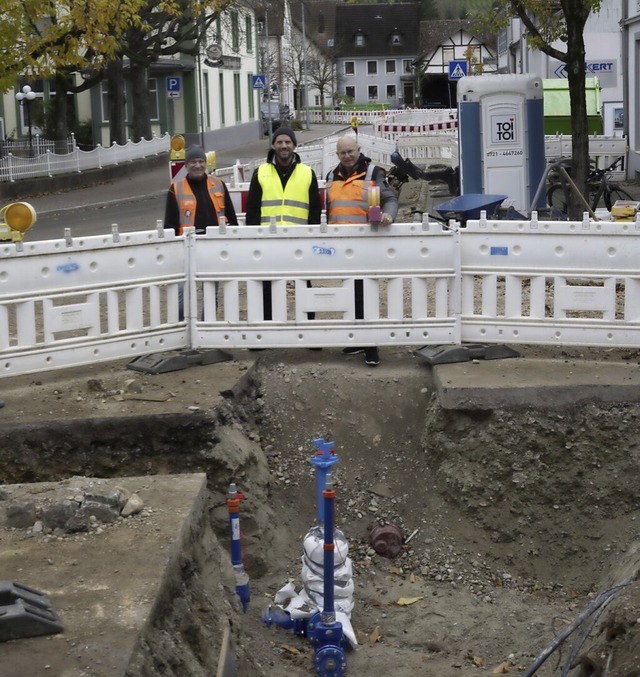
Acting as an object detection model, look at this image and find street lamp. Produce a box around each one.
[15,85,36,157]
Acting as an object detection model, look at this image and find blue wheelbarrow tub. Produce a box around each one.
[435,194,508,221]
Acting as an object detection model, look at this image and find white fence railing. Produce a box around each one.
[0,133,171,182]
[0,135,76,158]
[2,216,640,379]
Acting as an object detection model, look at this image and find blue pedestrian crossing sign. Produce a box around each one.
[252,75,266,90]
[448,60,468,81]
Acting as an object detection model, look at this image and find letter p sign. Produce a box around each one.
[167,77,181,99]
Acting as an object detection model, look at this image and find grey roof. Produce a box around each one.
[334,3,421,58]
[290,0,339,56]
[419,19,498,59]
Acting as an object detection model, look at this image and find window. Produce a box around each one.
[345,86,355,100]
[344,61,355,76]
[403,59,413,74]
[391,31,402,46]
[257,20,264,35]
[231,11,240,52]
[247,74,255,118]
[219,72,225,125]
[148,78,159,121]
[442,46,454,64]
[367,61,377,75]
[386,60,396,74]
[318,11,325,34]
[216,17,222,43]
[203,72,210,128]
[355,31,365,47]
[246,16,253,52]
[368,85,378,101]
[234,73,241,123]
[386,84,396,100]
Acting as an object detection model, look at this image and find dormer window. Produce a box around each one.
[355,30,365,47]
[391,30,402,46]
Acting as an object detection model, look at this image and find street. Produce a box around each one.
[27,193,166,241]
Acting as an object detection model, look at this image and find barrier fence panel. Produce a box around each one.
[189,223,459,350]
[0,229,187,377]
[460,217,640,347]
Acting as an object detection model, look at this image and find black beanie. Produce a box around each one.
[185,145,206,163]
[272,127,297,145]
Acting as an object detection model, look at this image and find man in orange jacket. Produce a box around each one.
[164,145,238,234]
[326,135,398,366]
[164,145,238,320]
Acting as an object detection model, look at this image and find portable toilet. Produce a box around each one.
[457,74,546,213]
[543,77,602,135]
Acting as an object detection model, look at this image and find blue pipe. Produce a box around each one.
[309,438,338,524]
[227,483,250,613]
[321,476,336,623]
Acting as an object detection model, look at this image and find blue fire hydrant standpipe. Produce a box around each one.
[306,474,347,676]
[310,438,339,524]
[227,483,250,613]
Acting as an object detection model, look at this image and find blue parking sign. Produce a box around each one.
[167,76,181,98]
[448,60,468,81]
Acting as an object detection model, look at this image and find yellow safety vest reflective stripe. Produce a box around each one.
[173,176,226,234]
[326,164,375,224]
[257,163,312,225]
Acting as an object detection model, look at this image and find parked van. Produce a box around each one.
[261,102,292,135]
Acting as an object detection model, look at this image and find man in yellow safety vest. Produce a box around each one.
[245,127,321,321]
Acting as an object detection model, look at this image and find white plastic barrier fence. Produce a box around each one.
[0,226,187,377]
[543,135,627,177]
[3,216,640,379]
[459,215,640,347]
[396,134,459,167]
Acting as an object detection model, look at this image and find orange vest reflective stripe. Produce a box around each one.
[173,175,226,234]
[326,164,375,224]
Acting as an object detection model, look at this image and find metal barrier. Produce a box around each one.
[2,215,640,379]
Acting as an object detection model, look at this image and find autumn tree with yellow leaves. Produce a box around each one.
[0,0,234,144]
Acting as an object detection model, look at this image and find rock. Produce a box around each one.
[6,501,37,528]
[121,493,144,517]
[64,511,90,533]
[78,501,120,523]
[41,502,75,530]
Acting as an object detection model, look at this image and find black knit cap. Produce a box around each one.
[272,127,297,145]
[185,145,206,163]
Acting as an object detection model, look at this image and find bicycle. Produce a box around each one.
[546,156,635,216]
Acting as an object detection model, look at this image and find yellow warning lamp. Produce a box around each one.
[0,202,37,241]
[170,134,186,160]
[206,150,216,173]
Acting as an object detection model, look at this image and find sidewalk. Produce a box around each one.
[23,124,345,216]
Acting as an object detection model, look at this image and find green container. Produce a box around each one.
[543,77,603,135]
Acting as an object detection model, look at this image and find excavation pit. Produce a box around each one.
[1,348,639,676]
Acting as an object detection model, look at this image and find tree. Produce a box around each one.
[0,0,235,145]
[281,34,308,114]
[472,1,601,218]
[0,0,144,145]
[308,56,336,122]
